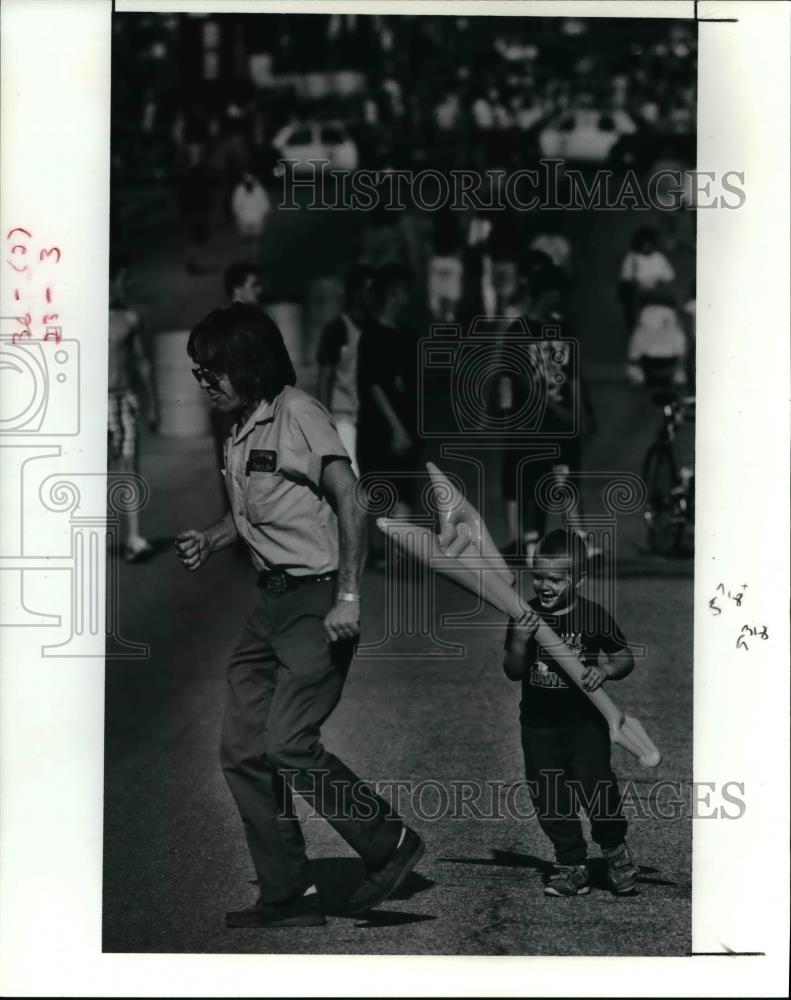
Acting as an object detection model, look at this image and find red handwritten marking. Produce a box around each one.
[5,230,63,341]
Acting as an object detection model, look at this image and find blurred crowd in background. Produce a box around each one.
[112,13,696,187]
[109,12,697,561]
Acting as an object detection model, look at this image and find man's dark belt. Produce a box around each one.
[257,568,336,595]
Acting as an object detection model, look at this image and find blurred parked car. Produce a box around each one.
[272,121,359,174]
[538,108,637,162]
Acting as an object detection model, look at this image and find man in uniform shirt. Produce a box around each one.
[175,304,423,927]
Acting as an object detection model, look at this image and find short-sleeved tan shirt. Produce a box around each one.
[223,386,350,575]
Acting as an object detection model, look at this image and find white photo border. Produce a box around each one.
[0,0,788,995]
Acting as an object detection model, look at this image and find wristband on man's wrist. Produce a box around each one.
[337,592,360,603]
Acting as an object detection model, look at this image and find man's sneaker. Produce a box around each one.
[544,864,590,897]
[225,892,326,928]
[603,841,638,894]
[347,827,425,915]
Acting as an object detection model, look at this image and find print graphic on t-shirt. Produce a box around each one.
[530,631,586,690]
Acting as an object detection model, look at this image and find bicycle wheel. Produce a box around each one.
[642,443,685,555]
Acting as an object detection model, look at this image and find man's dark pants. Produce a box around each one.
[220,578,402,903]
[522,719,628,865]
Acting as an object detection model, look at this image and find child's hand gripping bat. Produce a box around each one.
[378,464,661,768]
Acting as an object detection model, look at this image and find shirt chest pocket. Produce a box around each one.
[245,472,283,524]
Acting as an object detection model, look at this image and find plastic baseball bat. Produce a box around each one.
[426,461,515,587]
[377,518,661,768]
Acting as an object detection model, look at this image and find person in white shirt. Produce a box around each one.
[472,92,496,130]
[625,291,688,388]
[434,92,461,131]
[427,208,464,322]
[231,172,271,261]
[618,226,675,334]
[529,227,573,274]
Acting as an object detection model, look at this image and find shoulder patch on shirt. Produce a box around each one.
[246,449,277,474]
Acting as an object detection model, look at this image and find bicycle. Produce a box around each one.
[638,357,695,556]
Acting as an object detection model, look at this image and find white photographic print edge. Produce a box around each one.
[0,0,788,995]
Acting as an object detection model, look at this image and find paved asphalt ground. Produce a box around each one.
[103,184,694,955]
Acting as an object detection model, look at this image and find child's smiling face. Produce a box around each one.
[531,555,580,612]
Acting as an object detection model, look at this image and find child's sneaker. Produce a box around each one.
[544,863,590,897]
[603,841,638,894]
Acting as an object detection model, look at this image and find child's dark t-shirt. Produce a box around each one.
[504,596,629,729]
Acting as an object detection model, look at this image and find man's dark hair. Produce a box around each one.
[344,263,374,304]
[224,261,260,300]
[187,303,296,405]
[534,528,587,580]
[372,262,412,303]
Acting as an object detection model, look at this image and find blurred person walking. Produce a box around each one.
[681,281,696,391]
[224,260,264,307]
[316,264,375,476]
[617,226,675,335]
[175,142,214,276]
[427,207,464,322]
[356,264,420,520]
[625,289,688,388]
[499,265,597,563]
[231,172,271,263]
[107,254,159,563]
[529,223,573,275]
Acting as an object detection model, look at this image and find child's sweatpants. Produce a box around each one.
[521,718,628,865]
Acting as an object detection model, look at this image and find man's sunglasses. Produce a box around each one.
[191,367,223,390]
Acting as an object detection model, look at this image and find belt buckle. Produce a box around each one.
[267,570,289,595]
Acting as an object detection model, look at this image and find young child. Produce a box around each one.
[503,529,639,896]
